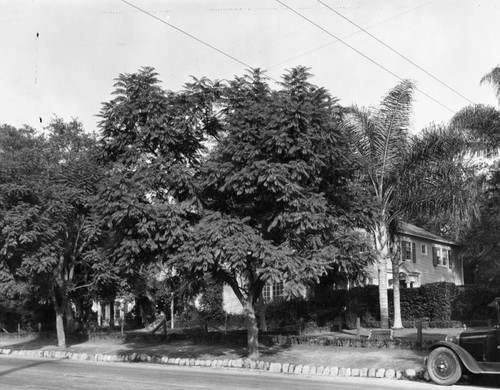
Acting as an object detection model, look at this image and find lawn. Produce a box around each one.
[0,326,461,371]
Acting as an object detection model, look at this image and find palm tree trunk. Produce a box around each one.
[392,258,404,329]
[374,223,390,329]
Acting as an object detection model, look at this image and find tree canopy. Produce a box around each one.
[96,66,374,357]
[0,119,103,346]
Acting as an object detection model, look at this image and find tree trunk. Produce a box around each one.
[109,297,115,328]
[259,299,267,332]
[392,258,404,329]
[65,300,75,334]
[170,294,175,329]
[243,298,259,358]
[374,223,390,329]
[53,298,67,348]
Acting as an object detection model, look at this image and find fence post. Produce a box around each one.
[356,317,361,339]
[38,323,42,333]
[417,319,423,351]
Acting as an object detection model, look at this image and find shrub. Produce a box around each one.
[260,283,500,330]
[452,285,499,321]
[265,299,307,327]
[198,279,225,325]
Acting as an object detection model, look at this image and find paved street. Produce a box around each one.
[0,355,496,390]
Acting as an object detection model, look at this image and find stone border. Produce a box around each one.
[0,347,427,381]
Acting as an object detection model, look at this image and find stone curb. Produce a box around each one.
[0,347,426,381]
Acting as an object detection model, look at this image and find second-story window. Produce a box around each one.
[401,240,416,262]
[432,247,451,267]
[421,244,427,255]
[441,249,448,266]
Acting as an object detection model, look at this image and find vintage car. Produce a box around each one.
[426,297,500,385]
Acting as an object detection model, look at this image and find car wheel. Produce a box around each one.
[427,347,463,385]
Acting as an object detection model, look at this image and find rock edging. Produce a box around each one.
[0,347,426,381]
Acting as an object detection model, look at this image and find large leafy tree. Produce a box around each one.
[446,65,500,284]
[173,67,373,357]
[97,66,373,358]
[344,81,479,329]
[95,67,222,321]
[460,162,500,285]
[0,119,103,347]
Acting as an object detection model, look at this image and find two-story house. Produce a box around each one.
[223,222,464,313]
[366,222,464,288]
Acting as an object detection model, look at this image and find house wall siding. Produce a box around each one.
[365,234,463,287]
[398,234,463,286]
[222,285,244,314]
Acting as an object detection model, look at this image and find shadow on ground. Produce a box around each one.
[1,335,292,360]
[1,331,428,370]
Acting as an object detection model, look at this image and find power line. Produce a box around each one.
[120,0,255,71]
[275,0,456,114]
[317,0,475,105]
[268,0,441,70]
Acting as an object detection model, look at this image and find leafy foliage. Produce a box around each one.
[344,81,483,329]
[0,119,103,346]
[171,67,374,356]
[96,67,221,277]
[460,162,500,284]
[174,67,371,300]
[97,66,373,356]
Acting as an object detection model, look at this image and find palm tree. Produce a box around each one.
[451,65,500,153]
[345,81,479,329]
[344,80,413,329]
[481,65,500,104]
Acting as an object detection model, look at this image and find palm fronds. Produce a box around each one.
[480,65,500,103]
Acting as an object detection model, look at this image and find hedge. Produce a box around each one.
[263,283,500,329]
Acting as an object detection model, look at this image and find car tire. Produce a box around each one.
[427,347,463,386]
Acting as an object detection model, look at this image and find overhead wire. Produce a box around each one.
[121,0,262,76]
[275,0,456,114]
[317,0,475,105]
[267,0,441,70]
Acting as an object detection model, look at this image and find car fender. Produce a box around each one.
[429,341,483,374]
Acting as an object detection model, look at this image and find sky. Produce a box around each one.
[1,0,499,135]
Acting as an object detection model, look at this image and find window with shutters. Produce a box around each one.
[432,247,452,267]
[401,240,416,262]
[441,249,448,266]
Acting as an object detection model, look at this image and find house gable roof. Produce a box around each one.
[398,222,457,246]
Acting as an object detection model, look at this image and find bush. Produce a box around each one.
[302,282,500,327]
[452,285,499,321]
[265,299,308,327]
[399,288,426,320]
[198,279,225,325]
[253,283,500,331]
[420,282,456,321]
